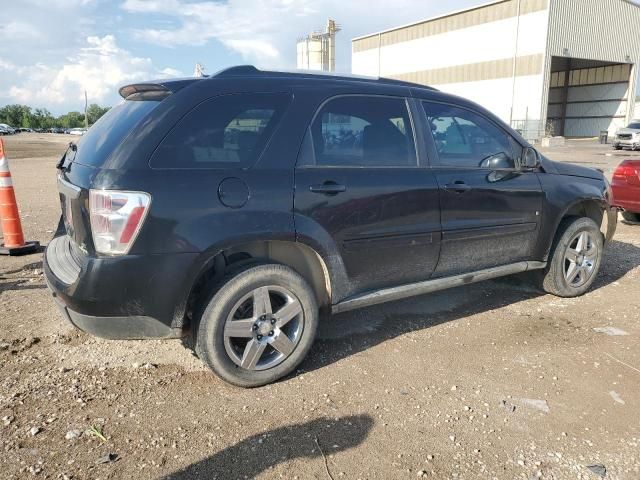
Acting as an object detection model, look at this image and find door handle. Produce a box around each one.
[309,182,346,195]
[443,181,471,193]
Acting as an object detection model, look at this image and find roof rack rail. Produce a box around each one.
[209,64,438,91]
[214,65,261,77]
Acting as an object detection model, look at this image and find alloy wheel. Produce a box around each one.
[563,231,598,288]
[223,285,304,371]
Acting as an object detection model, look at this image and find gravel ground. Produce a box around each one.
[0,133,639,480]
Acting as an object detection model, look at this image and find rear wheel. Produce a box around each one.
[194,263,318,387]
[621,211,640,223]
[538,217,603,297]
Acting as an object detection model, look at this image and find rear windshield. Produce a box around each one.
[74,100,160,167]
[150,93,291,169]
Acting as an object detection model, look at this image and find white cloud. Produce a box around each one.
[120,0,460,70]
[160,67,183,77]
[0,21,44,42]
[0,58,19,71]
[122,0,314,62]
[224,40,280,60]
[2,35,177,109]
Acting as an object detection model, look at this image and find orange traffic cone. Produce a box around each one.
[0,138,39,255]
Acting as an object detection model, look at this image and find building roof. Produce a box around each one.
[351,0,639,43]
[352,0,519,42]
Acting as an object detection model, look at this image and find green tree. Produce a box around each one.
[86,104,110,125]
[0,103,111,129]
[33,108,55,129]
[0,104,30,127]
[58,111,85,129]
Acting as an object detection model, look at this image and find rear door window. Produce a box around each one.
[302,95,417,167]
[151,93,291,169]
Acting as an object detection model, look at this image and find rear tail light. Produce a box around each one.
[613,163,640,185]
[89,190,151,255]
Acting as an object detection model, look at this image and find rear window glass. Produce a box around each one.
[151,93,291,169]
[74,100,160,167]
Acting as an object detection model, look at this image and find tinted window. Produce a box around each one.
[308,96,416,167]
[422,102,514,168]
[74,100,160,167]
[152,93,291,169]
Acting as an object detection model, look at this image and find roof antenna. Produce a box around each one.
[193,63,208,78]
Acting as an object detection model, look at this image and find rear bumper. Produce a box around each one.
[44,235,197,339]
[611,184,640,214]
[48,289,182,339]
[613,199,640,213]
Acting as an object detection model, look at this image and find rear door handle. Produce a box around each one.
[309,182,346,195]
[443,181,471,193]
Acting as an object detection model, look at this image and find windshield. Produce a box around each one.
[73,99,161,168]
[627,123,640,129]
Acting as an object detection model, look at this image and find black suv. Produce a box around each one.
[45,66,617,387]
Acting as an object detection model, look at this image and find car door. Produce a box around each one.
[294,95,441,295]
[420,101,544,277]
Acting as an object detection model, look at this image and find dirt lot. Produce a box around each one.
[0,133,639,480]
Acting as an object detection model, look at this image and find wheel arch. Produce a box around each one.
[544,197,607,259]
[176,239,333,331]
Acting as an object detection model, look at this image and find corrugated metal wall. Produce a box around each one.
[543,0,640,135]
[547,0,640,64]
[352,0,548,53]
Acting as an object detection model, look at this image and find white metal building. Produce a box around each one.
[352,0,640,140]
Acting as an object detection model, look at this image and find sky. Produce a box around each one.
[0,0,637,115]
[0,0,493,114]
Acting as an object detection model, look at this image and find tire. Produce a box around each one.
[621,211,640,223]
[194,263,319,387]
[538,217,604,298]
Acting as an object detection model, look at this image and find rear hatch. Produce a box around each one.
[56,83,174,254]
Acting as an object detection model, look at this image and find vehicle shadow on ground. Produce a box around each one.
[0,261,47,294]
[301,239,640,376]
[162,414,373,480]
[0,280,47,293]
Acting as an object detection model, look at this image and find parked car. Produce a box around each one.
[44,66,618,387]
[613,121,640,150]
[611,159,640,222]
[68,128,87,136]
[0,124,16,135]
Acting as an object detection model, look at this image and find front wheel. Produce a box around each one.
[194,263,319,387]
[538,217,603,297]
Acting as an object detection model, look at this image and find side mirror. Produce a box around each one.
[479,152,515,170]
[522,147,540,169]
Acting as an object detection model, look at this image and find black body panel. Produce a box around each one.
[44,68,616,338]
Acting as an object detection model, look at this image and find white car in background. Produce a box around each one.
[68,128,88,136]
[613,121,640,150]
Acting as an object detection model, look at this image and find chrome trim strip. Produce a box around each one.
[332,261,547,314]
[57,175,81,199]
